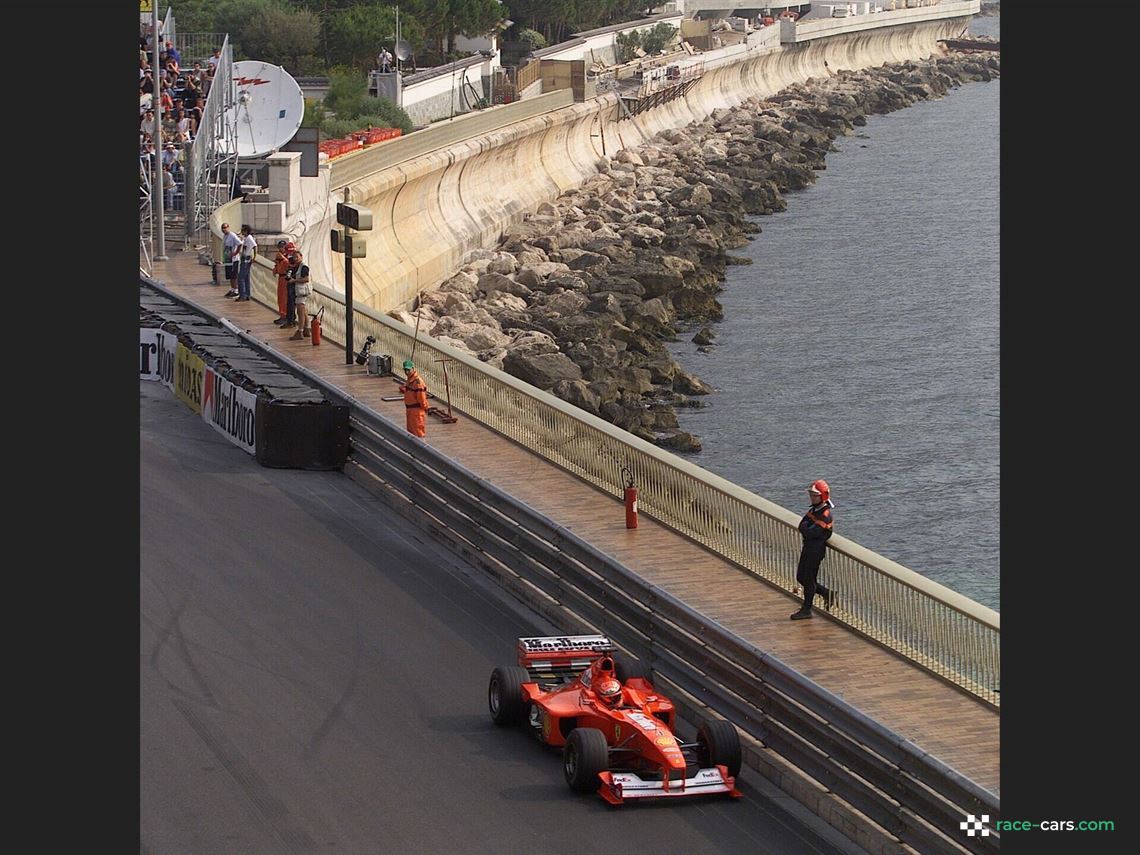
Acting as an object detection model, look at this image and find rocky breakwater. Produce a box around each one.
[390,50,1000,454]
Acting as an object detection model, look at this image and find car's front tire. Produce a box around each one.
[697,718,742,779]
[563,727,609,793]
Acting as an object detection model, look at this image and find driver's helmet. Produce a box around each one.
[596,677,622,706]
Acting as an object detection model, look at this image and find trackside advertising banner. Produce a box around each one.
[174,343,205,414]
[201,367,257,455]
[140,328,179,388]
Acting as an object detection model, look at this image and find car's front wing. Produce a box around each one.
[597,765,742,805]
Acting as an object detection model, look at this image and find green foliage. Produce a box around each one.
[159,0,216,34]
[515,28,546,50]
[325,4,397,72]
[208,0,319,73]
[615,29,641,63]
[615,23,676,63]
[301,98,326,128]
[318,70,414,137]
[361,96,415,134]
[323,68,370,118]
[641,22,677,55]
[321,117,368,138]
[505,0,650,44]
[405,0,506,55]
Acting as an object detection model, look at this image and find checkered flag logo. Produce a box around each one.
[960,814,990,836]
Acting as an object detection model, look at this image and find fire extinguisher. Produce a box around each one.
[310,306,323,346]
[621,465,638,529]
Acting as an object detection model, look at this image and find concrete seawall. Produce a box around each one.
[322,14,972,313]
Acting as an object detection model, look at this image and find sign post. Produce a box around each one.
[333,201,372,365]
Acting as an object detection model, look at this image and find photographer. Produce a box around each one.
[287,252,312,340]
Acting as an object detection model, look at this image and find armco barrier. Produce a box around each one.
[192,303,997,855]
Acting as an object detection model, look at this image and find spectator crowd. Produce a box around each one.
[140,22,222,215]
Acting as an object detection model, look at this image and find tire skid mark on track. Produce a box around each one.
[150,578,218,708]
[171,696,317,855]
[304,613,363,757]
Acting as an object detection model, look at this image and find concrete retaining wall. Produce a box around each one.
[309,8,975,312]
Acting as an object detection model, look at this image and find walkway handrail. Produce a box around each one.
[211,243,999,706]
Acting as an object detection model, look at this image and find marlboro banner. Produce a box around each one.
[201,367,258,455]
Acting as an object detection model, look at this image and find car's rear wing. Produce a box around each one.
[517,635,613,683]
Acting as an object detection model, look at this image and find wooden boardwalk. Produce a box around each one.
[148,252,1000,797]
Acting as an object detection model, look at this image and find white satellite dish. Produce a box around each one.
[224,60,305,159]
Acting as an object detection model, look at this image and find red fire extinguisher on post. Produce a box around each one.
[621,465,638,529]
[310,306,323,346]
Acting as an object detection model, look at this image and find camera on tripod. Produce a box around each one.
[355,335,376,365]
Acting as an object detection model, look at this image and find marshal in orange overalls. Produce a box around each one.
[272,244,292,321]
[400,361,429,437]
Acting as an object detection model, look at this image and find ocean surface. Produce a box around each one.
[668,15,1000,610]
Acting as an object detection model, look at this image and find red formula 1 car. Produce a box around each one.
[488,634,742,805]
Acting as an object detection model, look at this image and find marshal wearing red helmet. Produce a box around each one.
[790,479,836,620]
[809,479,830,502]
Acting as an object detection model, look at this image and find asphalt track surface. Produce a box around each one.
[140,381,865,855]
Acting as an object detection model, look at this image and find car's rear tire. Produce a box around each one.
[563,728,609,793]
[489,666,529,726]
[613,652,649,684]
[697,719,742,779]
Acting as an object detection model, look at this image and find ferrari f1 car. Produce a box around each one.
[488,634,742,805]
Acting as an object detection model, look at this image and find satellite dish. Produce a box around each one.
[225,60,305,159]
[394,40,413,62]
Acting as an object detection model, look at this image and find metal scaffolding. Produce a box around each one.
[139,28,237,262]
[185,37,238,252]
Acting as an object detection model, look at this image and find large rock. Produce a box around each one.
[478,271,532,298]
[438,269,481,297]
[673,368,714,395]
[482,290,529,314]
[608,366,655,396]
[613,148,644,166]
[551,379,602,416]
[486,252,518,275]
[565,250,611,271]
[541,289,590,317]
[656,431,702,453]
[507,329,560,355]
[429,319,510,352]
[627,297,674,333]
[622,224,666,247]
[502,216,562,246]
[515,247,548,267]
[502,350,583,389]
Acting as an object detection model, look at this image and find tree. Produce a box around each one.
[640,22,676,55]
[158,0,217,35]
[515,28,546,51]
[211,0,319,72]
[325,4,398,71]
[406,0,506,57]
